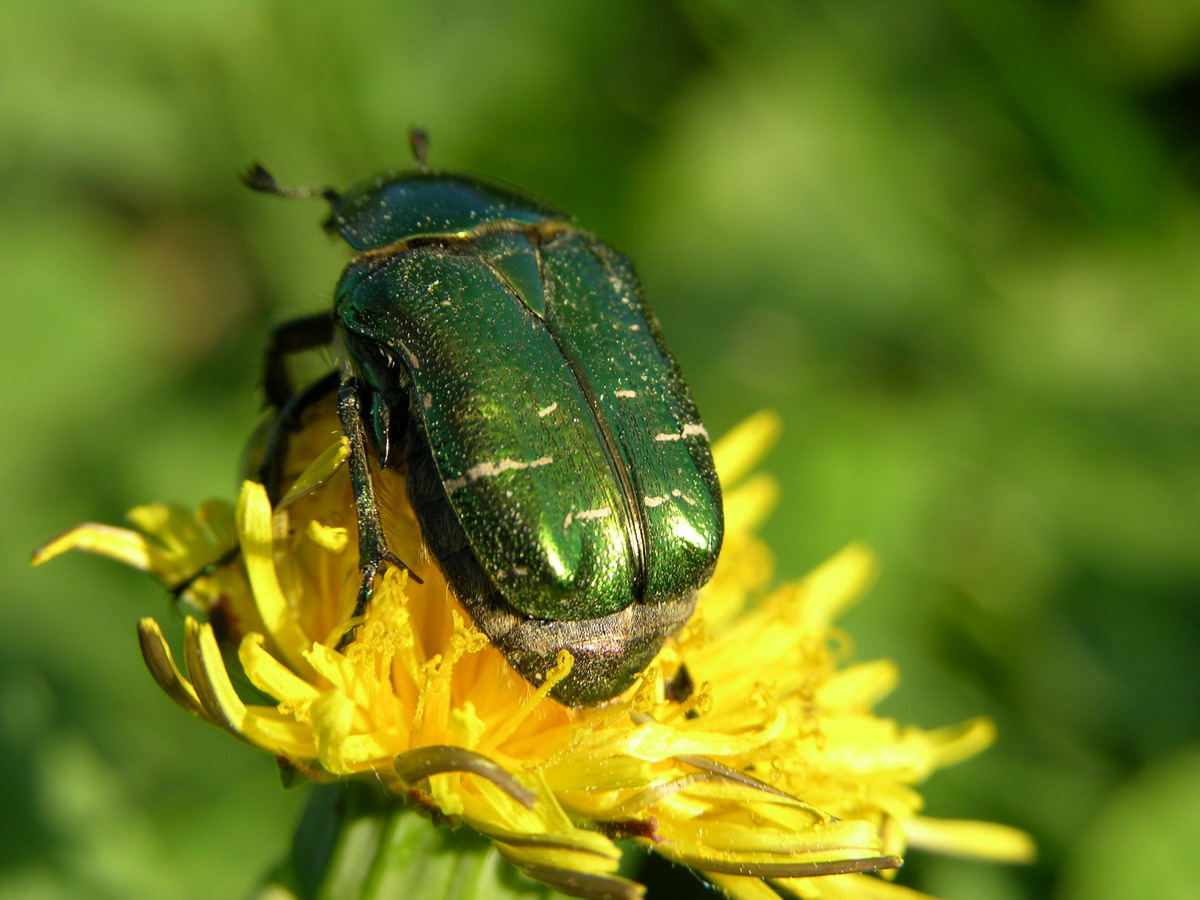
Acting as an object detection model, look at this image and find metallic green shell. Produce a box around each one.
[330,170,723,704]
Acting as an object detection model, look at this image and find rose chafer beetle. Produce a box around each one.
[247,134,723,706]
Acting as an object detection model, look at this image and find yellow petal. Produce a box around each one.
[235,480,317,676]
[655,817,896,876]
[703,873,785,900]
[712,410,781,488]
[240,707,320,759]
[136,618,204,719]
[492,842,641,900]
[772,871,926,898]
[239,633,321,704]
[924,717,996,768]
[818,660,900,710]
[904,816,1036,864]
[799,544,877,631]
[309,689,359,772]
[32,523,159,572]
[722,474,781,537]
[184,619,250,740]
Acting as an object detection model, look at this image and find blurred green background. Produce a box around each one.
[5,1,1199,897]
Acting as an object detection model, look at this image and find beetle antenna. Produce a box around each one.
[409,128,430,171]
[241,163,340,205]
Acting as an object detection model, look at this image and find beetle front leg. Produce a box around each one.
[264,313,336,410]
[335,374,421,649]
[170,371,341,601]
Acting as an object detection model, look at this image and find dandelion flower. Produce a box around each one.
[34,406,1033,898]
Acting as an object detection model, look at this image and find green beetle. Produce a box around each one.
[250,135,723,706]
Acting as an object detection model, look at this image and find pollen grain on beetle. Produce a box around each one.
[33,408,1034,899]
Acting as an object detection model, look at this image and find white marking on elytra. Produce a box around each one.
[645,489,697,509]
[495,567,533,581]
[563,506,613,530]
[672,488,697,506]
[422,393,433,410]
[537,401,558,417]
[443,455,554,493]
[654,423,709,442]
[613,390,637,399]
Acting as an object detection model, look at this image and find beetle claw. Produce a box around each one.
[382,550,423,584]
[335,550,424,650]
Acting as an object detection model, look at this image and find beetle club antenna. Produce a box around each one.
[241,163,341,205]
[409,127,430,171]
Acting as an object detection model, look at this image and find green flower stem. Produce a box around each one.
[258,782,564,900]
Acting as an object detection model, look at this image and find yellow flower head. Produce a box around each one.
[35,407,1032,899]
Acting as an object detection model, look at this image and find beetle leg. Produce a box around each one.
[254,371,340,503]
[335,374,422,649]
[263,313,336,410]
[169,372,341,601]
